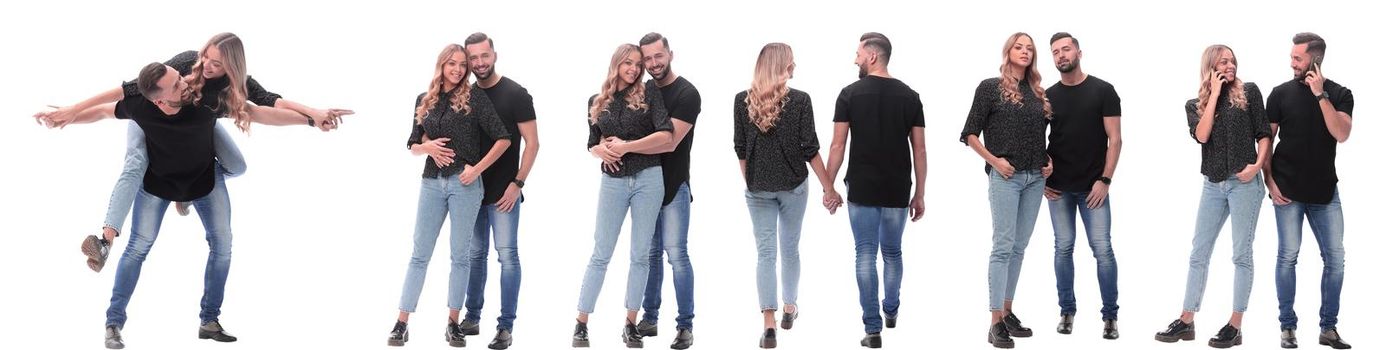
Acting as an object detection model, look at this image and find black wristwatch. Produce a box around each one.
[1316,91,1330,101]
[1097,176,1112,185]
[512,179,525,188]
[305,115,316,127]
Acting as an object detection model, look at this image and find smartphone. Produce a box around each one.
[1302,55,1324,82]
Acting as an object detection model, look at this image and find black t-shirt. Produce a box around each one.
[1267,79,1354,204]
[833,75,926,208]
[114,97,221,202]
[475,77,538,205]
[1045,75,1121,192]
[122,50,282,108]
[652,77,701,206]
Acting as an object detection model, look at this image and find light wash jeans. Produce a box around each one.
[642,182,695,330]
[576,167,664,313]
[1182,174,1264,313]
[397,175,485,312]
[987,169,1046,311]
[745,181,807,312]
[1274,188,1345,331]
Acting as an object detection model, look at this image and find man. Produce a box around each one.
[825,32,927,349]
[1264,32,1354,350]
[630,32,701,350]
[44,62,341,349]
[1042,32,1122,340]
[459,32,541,350]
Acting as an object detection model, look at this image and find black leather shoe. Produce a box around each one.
[1155,319,1195,342]
[1281,329,1298,348]
[104,325,125,349]
[1318,329,1351,349]
[860,332,881,348]
[885,314,897,329]
[198,320,237,342]
[446,319,467,347]
[759,328,776,349]
[572,321,590,348]
[623,322,645,348]
[1208,323,1243,348]
[781,310,799,330]
[671,328,693,349]
[489,329,513,350]
[988,322,1014,349]
[1103,319,1120,340]
[461,319,481,336]
[636,319,658,337]
[1003,312,1033,337]
[1057,314,1074,334]
[388,321,409,346]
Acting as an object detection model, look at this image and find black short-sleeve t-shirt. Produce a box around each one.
[114,97,220,202]
[1045,75,1121,192]
[652,77,701,205]
[1267,79,1354,204]
[476,77,538,205]
[833,75,926,208]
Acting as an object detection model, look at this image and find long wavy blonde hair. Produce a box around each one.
[189,32,251,132]
[588,44,647,124]
[745,43,794,132]
[1196,44,1248,112]
[998,32,1052,118]
[414,44,473,125]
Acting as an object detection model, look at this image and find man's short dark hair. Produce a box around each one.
[1293,32,1326,58]
[1050,32,1080,49]
[465,32,493,49]
[639,32,669,49]
[861,38,892,63]
[136,62,168,100]
[859,32,889,45]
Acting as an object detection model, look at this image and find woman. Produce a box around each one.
[1154,44,1269,349]
[960,32,1053,349]
[387,43,512,347]
[35,32,351,272]
[572,43,673,348]
[733,43,837,349]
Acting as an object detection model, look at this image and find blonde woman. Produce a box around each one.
[573,43,672,348]
[387,43,513,347]
[34,32,351,272]
[1155,44,1270,349]
[960,32,1054,349]
[733,43,835,349]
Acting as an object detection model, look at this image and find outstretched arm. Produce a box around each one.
[41,102,117,128]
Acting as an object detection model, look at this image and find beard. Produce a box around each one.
[1056,59,1079,73]
[1293,67,1308,81]
[648,65,668,81]
[472,66,493,81]
[857,64,868,79]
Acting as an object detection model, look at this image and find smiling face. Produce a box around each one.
[640,39,672,81]
[442,51,467,88]
[1213,48,1238,82]
[1290,43,1316,80]
[466,40,496,81]
[618,50,643,86]
[201,45,225,79]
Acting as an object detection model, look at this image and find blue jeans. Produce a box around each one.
[987,169,1045,311]
[103,122,245,235]
[1182,174,1264,313]
[397,175,484,313]
[577,167,663,313]
[848,202,907,333]
[1274,188,1345,331]
[746,181,807,312]
[106,171,231,328]
[464,201,523,331]
[642,182,695,330]
[1047,190,1119,320]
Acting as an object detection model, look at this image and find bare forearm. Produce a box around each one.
[809,155,833,191]
[71,103,117,124]
[73,87,125,111]
[965,135,998,164]
[248,105,310,126]
[1254,137,1272,167]
[1103,136,1121,177]
[622,131,672,153]
[1195,105,1217,143]
[826,144,845,182]
[1320,100,1351,142]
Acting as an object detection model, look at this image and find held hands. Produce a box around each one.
[33,105,75,129]
[822,188,843,214]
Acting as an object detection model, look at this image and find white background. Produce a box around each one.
[0,1,1379,349]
